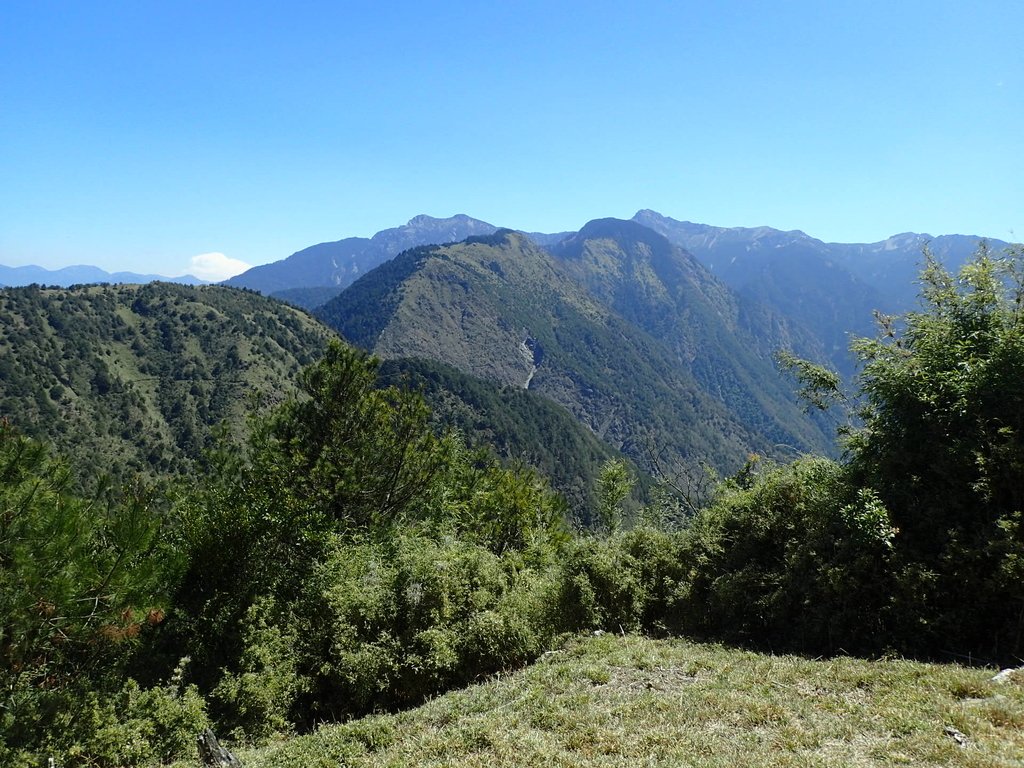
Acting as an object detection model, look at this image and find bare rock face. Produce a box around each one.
[197,729,243,768]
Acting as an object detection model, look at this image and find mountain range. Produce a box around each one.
[0,263,204,288]
[2,210,1011,498]
[631,210,1011,374]
[223,214,500,304]
[223,213,1006,379]
[316,226,833,475]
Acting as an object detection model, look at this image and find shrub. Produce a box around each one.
[847,246,1024,656]
[550,527,687,635]
[678,457,895,654]
[71,674,208,767]
[171,342,572,729]
[0,424,177,762]
[1,670,207,768]
[285,534,560,725]
[211,599,304,742]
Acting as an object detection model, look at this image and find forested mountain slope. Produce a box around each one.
[550,218,830,446]
[0,283,333,483]
[632,209,885,375]
[378,357,648,516]
[0,281,633,509]
[318,229,832,475]
[633,209,1009,376]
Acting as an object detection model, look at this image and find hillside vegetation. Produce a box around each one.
[0,283,333,482]
[2,246,1023,766]
[377,357,648,518]
[550,219,830,453]
[0,281,642,512]
[318,228,832,476]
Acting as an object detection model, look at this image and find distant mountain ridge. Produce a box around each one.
[223,209,1013,320]
[275,210,1012,471]
[9,210,1010,496]
[0,263,205,287]
[631,210,1010,374]
[548,218,829,438]
[631,209,1008,308]
[14,211,1004,322]
[225,214,501,301]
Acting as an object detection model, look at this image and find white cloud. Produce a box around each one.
[187,252,252,282]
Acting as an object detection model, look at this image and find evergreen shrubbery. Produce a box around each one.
[0,424,206,767]
[676,456,896,654]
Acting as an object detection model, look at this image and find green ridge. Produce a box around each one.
[0,282,334,483]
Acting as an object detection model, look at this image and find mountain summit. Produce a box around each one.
[225,214,498,299]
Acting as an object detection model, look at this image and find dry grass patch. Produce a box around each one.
[237,634,1024,767]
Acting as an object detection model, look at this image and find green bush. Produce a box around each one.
[616,526,689,632]
[0,670,208,768]
[421,438,570,557]
[284,534,561,725]
[550,527,687,635]
[169,341,576,734]
[212,599,304,742]
[0,424,178,763]
[847,246,1024,656]
[553,537,647,632]
[678,457,895,654]
[68,675,208,767]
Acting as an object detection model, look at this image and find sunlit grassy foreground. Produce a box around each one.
[231,634,1024,767]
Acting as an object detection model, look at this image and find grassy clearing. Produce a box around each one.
[227,634,1024,767]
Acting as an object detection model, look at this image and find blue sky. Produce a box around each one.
[2,1,1021,280]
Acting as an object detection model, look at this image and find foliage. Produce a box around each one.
[261,339,443,531]
[595,459,634,534]
[679,457,896,654]
[170,341,572,737]
[196,510,567,736]
[776,349,845,413]
[283,534,561,725]
[0,283,332,485]
[846,244,1024,655]
[377,356,646,517]
[211,600,302,742]
[418,439,570,555]
[56,672,208,768]
[0,423,193,765]
[551,526,688,635]
[747,244,1024,658]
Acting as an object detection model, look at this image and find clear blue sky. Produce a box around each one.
[2,1,1021,279]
